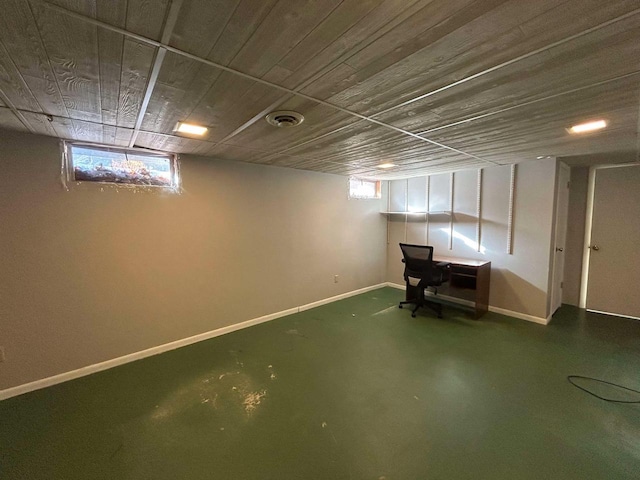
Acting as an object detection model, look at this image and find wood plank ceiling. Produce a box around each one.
[0,0,638,179]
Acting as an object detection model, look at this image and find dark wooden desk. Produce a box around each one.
[406,256,491,319]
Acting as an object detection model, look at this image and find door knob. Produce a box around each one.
[555,247,564,252]
[590,245,600,251]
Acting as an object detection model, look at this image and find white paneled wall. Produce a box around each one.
[386,159,557,321]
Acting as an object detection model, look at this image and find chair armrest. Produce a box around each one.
[435,261,451,268]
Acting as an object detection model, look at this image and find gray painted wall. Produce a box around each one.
[386,159,557,320]
[0,130,387,390]
[563,167,589,306]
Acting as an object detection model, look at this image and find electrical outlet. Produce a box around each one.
[0,346,5,363]
[334,275,339,283]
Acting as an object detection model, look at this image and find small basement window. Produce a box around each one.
[349,178,381,199]
[66,143,179,190]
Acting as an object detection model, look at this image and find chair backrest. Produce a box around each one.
[399,243,434,280]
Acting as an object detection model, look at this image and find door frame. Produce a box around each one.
[550,162,570,314]
[579,162,640,311]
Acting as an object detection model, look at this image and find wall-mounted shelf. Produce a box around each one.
[380,210,452,216]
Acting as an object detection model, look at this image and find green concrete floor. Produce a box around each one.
[1,287,639,479]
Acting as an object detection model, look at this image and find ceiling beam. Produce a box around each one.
[369,8,640,120]
[417,71,640,136]
[157,38,500,165]
[208,5,640,165]
[128,0,184,147]
[10,65,638,173]
[252,71,640,164]
[5,106,377,173]
[32,0,640,168]
[215,1,437,145]
[32,0,496,166]
[128,48,166,147]
[216,94,294,144]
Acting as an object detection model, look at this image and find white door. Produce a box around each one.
[585,164,640,319]
[551,163,570,313]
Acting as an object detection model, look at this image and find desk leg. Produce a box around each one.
[475,263,491,318]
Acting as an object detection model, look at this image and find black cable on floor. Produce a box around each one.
[567,375,640,404]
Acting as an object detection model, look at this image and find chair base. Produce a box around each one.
[399,298,443,318]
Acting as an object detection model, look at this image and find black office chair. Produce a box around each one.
[398,243,451,318]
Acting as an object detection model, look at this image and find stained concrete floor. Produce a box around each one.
[1,287,639,479]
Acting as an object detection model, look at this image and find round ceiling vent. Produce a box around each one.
[265,110,304,128]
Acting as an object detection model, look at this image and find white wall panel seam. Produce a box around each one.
[404,178,408,242]
[449,172,454,250]
[425,176,430,245]
[507,164,517,254]
[477,168,483,252]
[386,180,391,245]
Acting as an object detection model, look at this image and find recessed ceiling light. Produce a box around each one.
[569,120,607,134]
[377,163,397,169]
[537,155,552,160]
[175,122,208,136]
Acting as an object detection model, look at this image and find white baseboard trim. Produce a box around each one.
[298,283,388,312]
[0,283,387,401]
[586,309,640,321]
[489,306,551,325]
[386,282,550,325]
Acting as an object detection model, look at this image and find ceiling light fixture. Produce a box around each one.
[569,120,607,134]
[377,163,397,169]
[175,122,208,136]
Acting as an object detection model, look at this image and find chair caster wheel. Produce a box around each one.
[399,305,403,309]
[437,314,443,319]
[411,313,416,318]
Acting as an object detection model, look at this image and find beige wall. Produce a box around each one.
[385,159,557,320]
[0,130,387,390]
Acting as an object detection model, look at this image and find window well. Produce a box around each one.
[66,143,179,190]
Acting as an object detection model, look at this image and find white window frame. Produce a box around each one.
[62,141,181,193]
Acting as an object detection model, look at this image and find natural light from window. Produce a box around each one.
[349,178,381,199]
[68,144,178,190]
[439,227,486,254]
